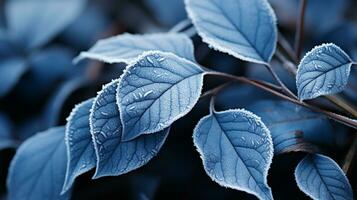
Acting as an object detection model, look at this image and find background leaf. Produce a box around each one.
[186,0,277,64]
[295,154,353,200]
[90,79,169,178]
[5,0,86,49]
[297,43,353,100]
[0,57,27,97]
[193,109,274,200]
[117,51,205,141]
[248,100,337,154]
[7,127,69,200]
[63,98,96,193]
[75,33,195,64]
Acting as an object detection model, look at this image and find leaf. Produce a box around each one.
[43,77,88,127]
[185,0,277,64]
[62,98,96,193]
[0,57,27,97]
[117,51,205,141]
[295,154,353,200]
[75,33,195,64]
[7,127,70,200]
[0,113,17,150]
[297,43,353,100]
[248,100,337,154]
[193,108,274,200]
[90,79,169,178]
[5,0,86,49]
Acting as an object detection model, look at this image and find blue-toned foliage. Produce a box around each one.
[5,0,86,49]
[7,127,69,200]
[63,98,95,193]
[144,0,187,27]
[193,108,274,200]
[0,113,17,150]
[75,33,195,64]
[186,0,277,64]
[297,43,353,100]
[90,79,170,178]
[249,101,337,154]
[117,51,205,141]
[0,57,27,97]
[295,154,353,200]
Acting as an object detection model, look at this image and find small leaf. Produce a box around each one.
[185,0,277,64]
[193,108,274,200]
[7,127,70,200]
[295,154,353,200]
[249,101,336,154]
[117,51,205,141]
[0,113,17,150]
[0,57,27,97]
[62,98,96,193]
[75,33,195,64]
[90,79,169,178]
[297,43,353,100]
[5,0,86,49]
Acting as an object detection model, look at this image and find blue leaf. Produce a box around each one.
[90,79,169,178]
[62,98,96,193]
[295,154,353,200]
[75,33,195,64]
[297,43,353,100]
[117,51,205,141]
[29,46,75,83]
[249,101,336,154]
[143,0,186,27]
[0,57,27,97]
[5,0,86,49]
[43,77,88,127]
[0,112,17,150]
[193,108,274,200]
[7,127,70,200]
[185,0,277,64]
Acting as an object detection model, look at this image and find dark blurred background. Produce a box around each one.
[0,0,356,199]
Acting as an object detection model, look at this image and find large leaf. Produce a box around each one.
[185,0,277,64]
[5,0,86,49]
[117,51,205,141]
[295,154,353,200]
[249,101,336,154]
[90,79,169,178]
[7,127,70,200]
[75,33,195,64]
[62,98,96,193]
[193,108,274,200]
[0,57,27,97]
[297,43,353,100]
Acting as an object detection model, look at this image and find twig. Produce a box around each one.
[265,64,297,99]
[294,0,308,60]
[169,19,192,33]
[278,32,298,64]
[205,71,357,129]
[200,82,232,100]
[343,135,357,175]
[275,49,357,117]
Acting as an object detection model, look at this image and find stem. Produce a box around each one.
[169,19,192,32]
[278,32,298,64]
[200,82,232,100]
[294,0,307,61]
[265,64,298,99]
[275,49,298,76]
[206,71,357,129]
[343,135,357,175]
[275,50,357,117]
